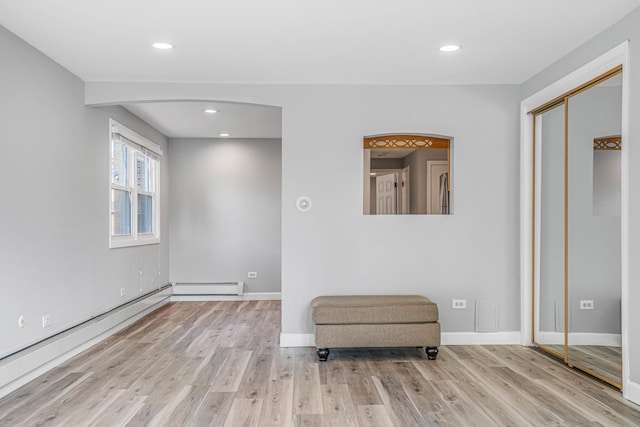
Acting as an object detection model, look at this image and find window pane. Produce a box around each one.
[111,189,131,235]
[136,153,150,191]
[138,194,153,234]
[111,140,128,186]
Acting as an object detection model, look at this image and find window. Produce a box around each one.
[109,119,162,248]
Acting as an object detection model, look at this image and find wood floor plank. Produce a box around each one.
[86,389,148,427]
[191,392,235,427]
[3,302,640,426]
[1,372,89,426]
[321,384,358,427]
[293,362,324,415]
[210,349,253,392]
[372,375,425,427]
[222,397,264,427]
[355,405,395,427]
[238,352,273,399]
[259,378,294,427]
[293,414,325,427]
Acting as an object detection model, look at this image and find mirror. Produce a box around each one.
[567,73,622,386]
[534,102,566,358]
[532,69,622,389]
[363,134,452,215]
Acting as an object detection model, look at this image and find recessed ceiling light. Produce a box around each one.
[219,133,231,137]
[203,109,219,114]
[439,44,461,52]
[152,42,174,50]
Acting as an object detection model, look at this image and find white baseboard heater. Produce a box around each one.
[172,281,244,296]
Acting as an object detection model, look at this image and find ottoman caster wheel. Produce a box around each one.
[426,347,439,360]
[316,348,330,361]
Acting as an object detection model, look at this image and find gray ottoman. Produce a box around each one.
[311,295,440,361]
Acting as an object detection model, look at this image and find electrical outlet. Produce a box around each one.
[580,300,594,310]
[120,288,126,297]
[452,299,467,309]
[248,272,258,279]
[42,314,51,328]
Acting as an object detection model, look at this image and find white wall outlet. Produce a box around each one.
[18,315,25,328]
[120,288,126,297]
[452,299,467,309]
[248,272,258,279]
[580,300,594,310]
[42,314,51,328]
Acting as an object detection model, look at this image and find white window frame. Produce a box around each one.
[109,119,162,248]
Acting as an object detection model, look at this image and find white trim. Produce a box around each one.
[171,292,281,302]
[109,119,162,249]
[520,41,630,396]
[0,289,171,399]
[441,332,521,346]
[110,119,162,155]
[623,380,640,406]
[280,333,315,347]
[537,332,622,347]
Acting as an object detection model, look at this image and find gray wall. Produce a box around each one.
[86,82,522,336]
[0,25,169,359]
[168,138,282,293]
[522,6,640,384]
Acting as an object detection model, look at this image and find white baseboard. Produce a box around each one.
[441,332,521,345]
[568,333,622,347]
[279,331,522,348]
[0,288,171,399]
[624,380,640,406]
[171,292,281,302]
[535,332,622,347]
[280,333,315,347]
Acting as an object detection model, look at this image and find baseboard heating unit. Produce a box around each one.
[172,281,244,296]
[0,284,172,399]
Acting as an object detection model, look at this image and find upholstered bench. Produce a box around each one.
[311,295,440,361]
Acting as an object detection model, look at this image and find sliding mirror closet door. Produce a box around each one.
[532,66,623,389]
[534,103,566,357]
[567,73,622,388]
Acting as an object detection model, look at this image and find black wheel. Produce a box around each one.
[316,348,330,361]
[426,346,439,360]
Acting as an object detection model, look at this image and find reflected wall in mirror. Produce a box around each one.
[567,73,622,387]
[532,67,623,389]
[363,134,452,215]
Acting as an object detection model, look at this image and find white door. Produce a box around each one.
[376,173,397,215]
[426,161,449,214]
[401,166,410,214]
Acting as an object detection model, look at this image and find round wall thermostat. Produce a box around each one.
[296,196,312,212]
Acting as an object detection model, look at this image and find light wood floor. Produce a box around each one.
[1,301,640,426]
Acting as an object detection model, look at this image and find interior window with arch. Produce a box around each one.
[363,134,453,215]
[109,119,162,248]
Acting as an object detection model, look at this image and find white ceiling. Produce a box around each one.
[123,102,282,139]
[2,0,638,138]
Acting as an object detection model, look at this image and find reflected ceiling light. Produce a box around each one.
[439,44,461,52]
[219,133,231,137]
[203,108,219,114]
[152,42,174,50]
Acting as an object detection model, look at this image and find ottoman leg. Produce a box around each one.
[426,346,439,360]
[316,348,330,361]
